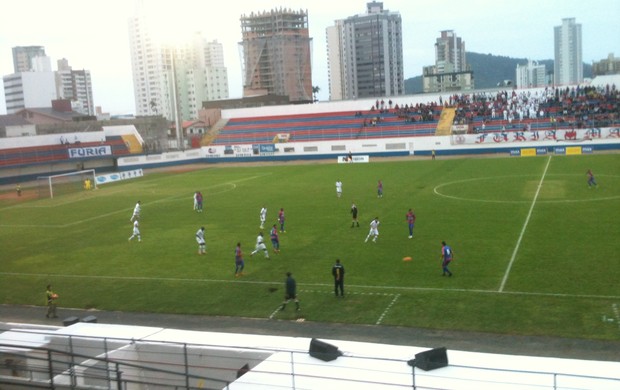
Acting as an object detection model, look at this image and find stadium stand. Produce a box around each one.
[0,138,130,168]
[212,110,438,145]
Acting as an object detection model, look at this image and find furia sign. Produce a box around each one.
[68,146,112,158]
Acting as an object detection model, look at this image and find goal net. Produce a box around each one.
[37,169,97,199]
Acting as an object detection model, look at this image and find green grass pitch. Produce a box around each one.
[1,154,619,340]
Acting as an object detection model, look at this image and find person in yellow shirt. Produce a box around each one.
[46,284,58,318]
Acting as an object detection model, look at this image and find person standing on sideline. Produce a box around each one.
[251,232,270,258]
[128,220,141,242]
[259,206,267,229]
[431,149,436,160]
[365,217,380,243]
[196,227,206,255]
[235,242,245,277]
[279,272,300,311]
[586,169,598,188]
[332,259,345,297]
[130,201,141,222]
[350,202,359,227]
[16,184,21,197]
[336,180,343,198]
[270,224,281,254]
[278,208,286,233]
[377,180,383,198]
[45,284,58,318]
[441,241,454,277]
[406,209,416,239]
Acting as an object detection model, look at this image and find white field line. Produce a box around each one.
[499,156,552,292]
[376,294,400,325]
[3,271,619,301]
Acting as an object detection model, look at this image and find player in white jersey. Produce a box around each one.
[128,220,141,242]
[259,206,267,229]
[365,217,380,243]
[250,232,270,258]
[130,201,141,222]
[196,227,206,255]
[336,180,343,198]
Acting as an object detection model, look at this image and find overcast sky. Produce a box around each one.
[1,0,618,116]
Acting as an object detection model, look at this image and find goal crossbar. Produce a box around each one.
[37,169,97,199]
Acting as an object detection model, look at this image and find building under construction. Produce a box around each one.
[240,8,313,103]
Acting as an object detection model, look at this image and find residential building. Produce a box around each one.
[554,18,583,85]
[128,10,174,120]
[423,30,473,93]
[240,8,313,102]
[128,7,229,121]
[3,71,57,114]
[3,47,95,116]
[56,58,94,116]
[516,60,547,88]
[592,53,620,76]
[12,46,46,73]
[327,2,404,100]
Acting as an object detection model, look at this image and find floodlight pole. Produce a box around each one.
[170,49,183,150]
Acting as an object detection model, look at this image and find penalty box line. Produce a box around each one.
[268,289,400,324]
[0,174,267,229]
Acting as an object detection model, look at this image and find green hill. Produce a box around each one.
[405,52,593,94]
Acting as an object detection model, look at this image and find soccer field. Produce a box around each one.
[1,154,619,341]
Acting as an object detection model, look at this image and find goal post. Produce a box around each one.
[37,169,97,199]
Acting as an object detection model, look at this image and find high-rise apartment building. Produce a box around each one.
[592,53,620,77]
[3,49,57,114]
[128,7,229,121]
[173,35,229,120]
[327,2,404,100]
[3,72,57,114]
[12,46,46,73]
[554,18,583,85]
[240,8,313,102]
[516,60,547,88]
[56,58,94,115]
[422,30,473,93]
[3,47,94,115]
